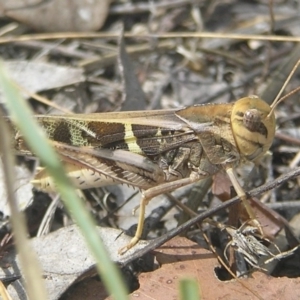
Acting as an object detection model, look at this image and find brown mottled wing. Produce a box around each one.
[34,110,198,156]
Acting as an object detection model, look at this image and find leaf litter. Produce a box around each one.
[0,1,299,299]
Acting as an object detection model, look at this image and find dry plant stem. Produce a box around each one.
[0,111,48,300]
[290,152,300,168]
[196,46,247,66]
[275,132,300,146]
[122,166,300,266]
[16,84,73,114]
[2,32,300,45]
[267,200,300,210]
[15,40,91,59]
[167,193,198,219]
[0,22,19,36]
[37,194,60,237]
[268,0,275,33]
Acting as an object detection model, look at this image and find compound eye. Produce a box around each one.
[243,109,262,132]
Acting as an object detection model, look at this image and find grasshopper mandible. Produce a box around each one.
[7,60,300,254]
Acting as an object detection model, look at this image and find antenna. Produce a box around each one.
[268,59,300,118]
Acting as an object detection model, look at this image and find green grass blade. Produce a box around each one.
[0,61,128,300]
[179,278,201,300]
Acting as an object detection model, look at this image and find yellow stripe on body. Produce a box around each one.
[124,123,144,154]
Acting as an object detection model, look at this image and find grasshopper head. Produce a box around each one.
[231,95,276,163]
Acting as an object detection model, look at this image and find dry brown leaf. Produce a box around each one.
[64,277,108,300]
[129,237,300,300]
[212,171,232,201]
[1,0,111,32]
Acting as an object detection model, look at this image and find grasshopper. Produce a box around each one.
[7,61,300,254]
